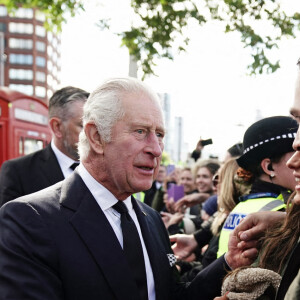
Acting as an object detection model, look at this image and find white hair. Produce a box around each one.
[78,77,160,160]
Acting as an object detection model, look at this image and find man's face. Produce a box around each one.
[290,72,300,123]
[287,72,300,203]
[61,101,84,161]
[100,92,165,200]
[273,152,296,192]
[156,165,167,183]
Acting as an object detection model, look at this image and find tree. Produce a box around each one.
[2,0,84,30]
[4,0,300,78]
[118,0,300,78]
[161,151,172,165]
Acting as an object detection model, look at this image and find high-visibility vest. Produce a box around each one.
[217,192,286,258]
[133,192,145,203]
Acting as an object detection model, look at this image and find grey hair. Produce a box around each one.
[78,77,160,160]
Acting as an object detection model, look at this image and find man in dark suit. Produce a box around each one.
[143,164,166,206]
[0,86,89,206]
[0,78,256,300]
[215,61,300,300]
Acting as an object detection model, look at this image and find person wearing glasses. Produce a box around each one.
[214,61,300,300]
[0,77,258,300]
[173,160,220,213]
[170,158,251,281]
[170,117,297,274]
[217,115,297,258]
[163,161,220,235]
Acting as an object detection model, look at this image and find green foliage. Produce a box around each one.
[119,0,300,78]
[209,0,300,75]
[161,151,172,165]
[1,0,84,31]
[4,0,300,77]
[120,0,206,78]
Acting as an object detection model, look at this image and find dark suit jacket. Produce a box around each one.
[276,241,300,300]
[143,181,160,206]
[0,144,64,206]
[0,172,229,300]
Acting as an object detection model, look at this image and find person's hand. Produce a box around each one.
[169,233,198,260]
[164,196,176,213]
[161,212,184,228]
[196,140,204,151]
[174,193,210,212]
[235,211,286,252]
[225,227,258,270]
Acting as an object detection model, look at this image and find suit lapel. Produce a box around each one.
[60,174,140,300]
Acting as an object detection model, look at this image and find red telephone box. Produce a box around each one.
[0,87,51,167]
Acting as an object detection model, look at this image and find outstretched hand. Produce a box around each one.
[169,233,198,261]
[161,212,184,228]
[174,193,210,212]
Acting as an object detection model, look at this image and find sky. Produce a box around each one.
[60,0,300,161]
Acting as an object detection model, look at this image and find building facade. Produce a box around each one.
[0,6,60,102]
[159,92,189,164]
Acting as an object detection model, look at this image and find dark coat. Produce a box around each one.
[0,171,229,300]
[276,240,300,300]
[143,181,161,207]
[0,144,64,206]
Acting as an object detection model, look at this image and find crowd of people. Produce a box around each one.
[0,62,300,300]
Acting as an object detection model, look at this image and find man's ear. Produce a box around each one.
[84,123,104,154]
[49,117,63,138]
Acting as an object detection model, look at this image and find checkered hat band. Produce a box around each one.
[243,132,297,154]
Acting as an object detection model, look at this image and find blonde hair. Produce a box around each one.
[211,158,251,235]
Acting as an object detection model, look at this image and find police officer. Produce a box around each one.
[217,116,298,257]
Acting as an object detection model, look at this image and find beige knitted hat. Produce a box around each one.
[221,267,282,300]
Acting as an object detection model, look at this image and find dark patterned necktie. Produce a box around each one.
[70,162,79,171]
[113,201,148,300]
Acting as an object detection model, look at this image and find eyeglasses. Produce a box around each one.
[212,174,219,187]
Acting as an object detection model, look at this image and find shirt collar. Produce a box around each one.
[77,164,132,211]
[155,181,162,190]
[51,140,77,171]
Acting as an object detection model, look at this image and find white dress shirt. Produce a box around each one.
[77,164,156,300]
[155,181,162,190]
[51,141,79,178]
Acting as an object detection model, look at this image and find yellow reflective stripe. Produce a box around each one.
[133,192,145,202]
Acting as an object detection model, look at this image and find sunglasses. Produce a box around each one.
[212,174,219,187]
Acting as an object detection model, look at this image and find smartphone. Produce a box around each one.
[167,184,184,202]
[166,180,177,190]
[200,138,213,147]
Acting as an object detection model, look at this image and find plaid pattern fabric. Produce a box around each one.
[167,254,177,267]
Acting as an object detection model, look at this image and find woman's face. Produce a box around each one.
[195,167,214,193]
[178,170,195,194]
